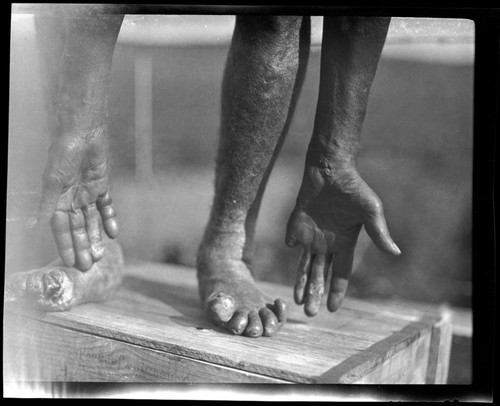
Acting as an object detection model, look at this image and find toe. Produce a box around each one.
[269,298,288,323]
[43,271,62,299]
[25,273,44,298]
[206,293,236,323]
[244,311,263,338]
[259,307,279,337]
[228,310,249,335]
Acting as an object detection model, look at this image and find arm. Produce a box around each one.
[28,10,124,271]
[286,16,400,316]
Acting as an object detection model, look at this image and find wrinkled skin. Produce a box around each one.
[284,16,400,316]
[26,10,123,272]
[196,15,308,337]
[31,129,119,271]
[286,166,400,316]
[12,10,399,339]
[5,239,123,311]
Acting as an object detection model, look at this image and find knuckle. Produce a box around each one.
[98,192,113,207]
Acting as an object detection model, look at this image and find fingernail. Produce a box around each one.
[392,243,401,255]
[26,216,38,229]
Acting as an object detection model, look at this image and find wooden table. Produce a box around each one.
[3,262,452,384]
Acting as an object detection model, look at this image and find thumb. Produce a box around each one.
[26,174,63,229]
[364,209,401,256]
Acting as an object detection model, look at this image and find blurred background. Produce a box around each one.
[7,12,473,382]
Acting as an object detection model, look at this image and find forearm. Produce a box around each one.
[53,12,123,135]
[306,16,390,171]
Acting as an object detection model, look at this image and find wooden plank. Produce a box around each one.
[3,313,288,383]
[4,261,448,383]
[317,317,434,383]
[426,312,453,384]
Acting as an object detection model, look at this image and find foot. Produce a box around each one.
[197,250,287,338]
[5,239,123,311]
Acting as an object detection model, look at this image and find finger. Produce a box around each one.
[97,192,119,239]
[50,211,75,267]
[304,254,326,317]
[327,247,356,312]
[83,203,104,262]
[323,253,334,284]
[69,209,93,271]
[27,173,63,228]
[364,209,401,256]
[294,248,312,305]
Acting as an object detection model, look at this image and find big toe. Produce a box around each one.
[43,269,65,299]
[206,292,236,323]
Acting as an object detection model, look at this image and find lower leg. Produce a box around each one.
[197,16,310,337]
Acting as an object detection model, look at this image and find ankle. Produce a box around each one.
[197,231,245,263]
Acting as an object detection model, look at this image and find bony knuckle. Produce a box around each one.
[98,193,113,207]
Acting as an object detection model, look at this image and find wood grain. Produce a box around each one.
[4,261,452,383]
[426,312,453,384]
[3,313,287,383]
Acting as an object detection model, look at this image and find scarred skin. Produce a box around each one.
[5,238,123,311]
[27,10,124,271]
[10,10,399,337]
[285,17,400,316]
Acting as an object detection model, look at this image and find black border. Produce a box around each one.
[3,3,497,402]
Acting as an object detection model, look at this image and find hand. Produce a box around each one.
[285,164,400,316]
[27,128,119,271]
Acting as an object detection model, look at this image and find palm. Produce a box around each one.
[286,166,399,316]
[52,141,110,212]
[33,132,119,271]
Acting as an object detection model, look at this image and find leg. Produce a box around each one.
[5,238,124,311]
[197,16,310,337]
[6,7,126,311]
[28,7,124,271]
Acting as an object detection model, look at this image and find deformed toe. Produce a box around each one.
[228,311,249,335]
[269,298,288,323]
[206,292,236,323]
[259,307,279,337]
[244,311,263,338]
[43,271,63,299]
[25,273,44,298]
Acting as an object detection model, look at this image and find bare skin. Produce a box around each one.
[12,10,399,338]
[286,17,400,316]
[5,239,123,311]
[6,9,124,310]
[27,9,123,271]
[197,16,310,337]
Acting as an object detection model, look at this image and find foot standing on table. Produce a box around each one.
[8,9,400,338]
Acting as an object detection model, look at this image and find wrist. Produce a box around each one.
[54,125,107,150]
[305,148,357,179]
